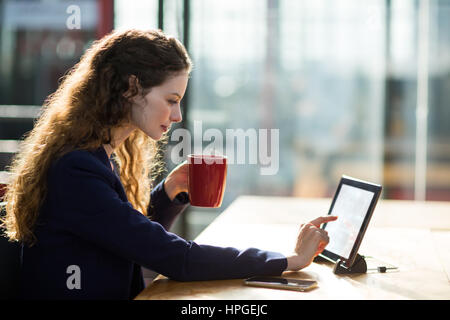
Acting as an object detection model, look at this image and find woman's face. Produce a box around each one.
[130,72,189,140]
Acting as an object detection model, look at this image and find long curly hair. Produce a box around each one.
[1,29,192,246]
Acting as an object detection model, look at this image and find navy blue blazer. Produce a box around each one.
[19,147,287,300]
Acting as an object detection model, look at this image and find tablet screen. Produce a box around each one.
[324,184,375,260]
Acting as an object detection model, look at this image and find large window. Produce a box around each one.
[190,0,449,237]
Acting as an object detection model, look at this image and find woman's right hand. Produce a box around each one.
[286,215,338,271]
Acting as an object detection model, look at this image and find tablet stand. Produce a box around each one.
[333,253,367,275]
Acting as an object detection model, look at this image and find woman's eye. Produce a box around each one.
[168,100,177,105]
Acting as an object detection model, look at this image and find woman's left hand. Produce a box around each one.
[164,160,188,201]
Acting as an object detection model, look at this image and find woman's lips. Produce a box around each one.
[161,125,169,132]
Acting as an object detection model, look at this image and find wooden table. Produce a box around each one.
[136,196,450,300]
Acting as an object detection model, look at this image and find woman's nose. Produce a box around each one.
[170,104,182,123]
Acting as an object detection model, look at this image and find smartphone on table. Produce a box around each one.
[244,276,318,292]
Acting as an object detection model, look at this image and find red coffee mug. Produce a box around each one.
[187,154,227,207]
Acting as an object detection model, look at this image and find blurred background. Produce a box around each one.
[0,0,449,240]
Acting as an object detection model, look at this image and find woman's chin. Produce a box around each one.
[137,128,163,141]
[149,132,164,141]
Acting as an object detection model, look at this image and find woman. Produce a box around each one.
[2,29,336,299]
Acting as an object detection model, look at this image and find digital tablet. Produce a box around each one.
[318,175,382,269]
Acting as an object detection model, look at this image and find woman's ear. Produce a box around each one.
[123,75,140,99]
